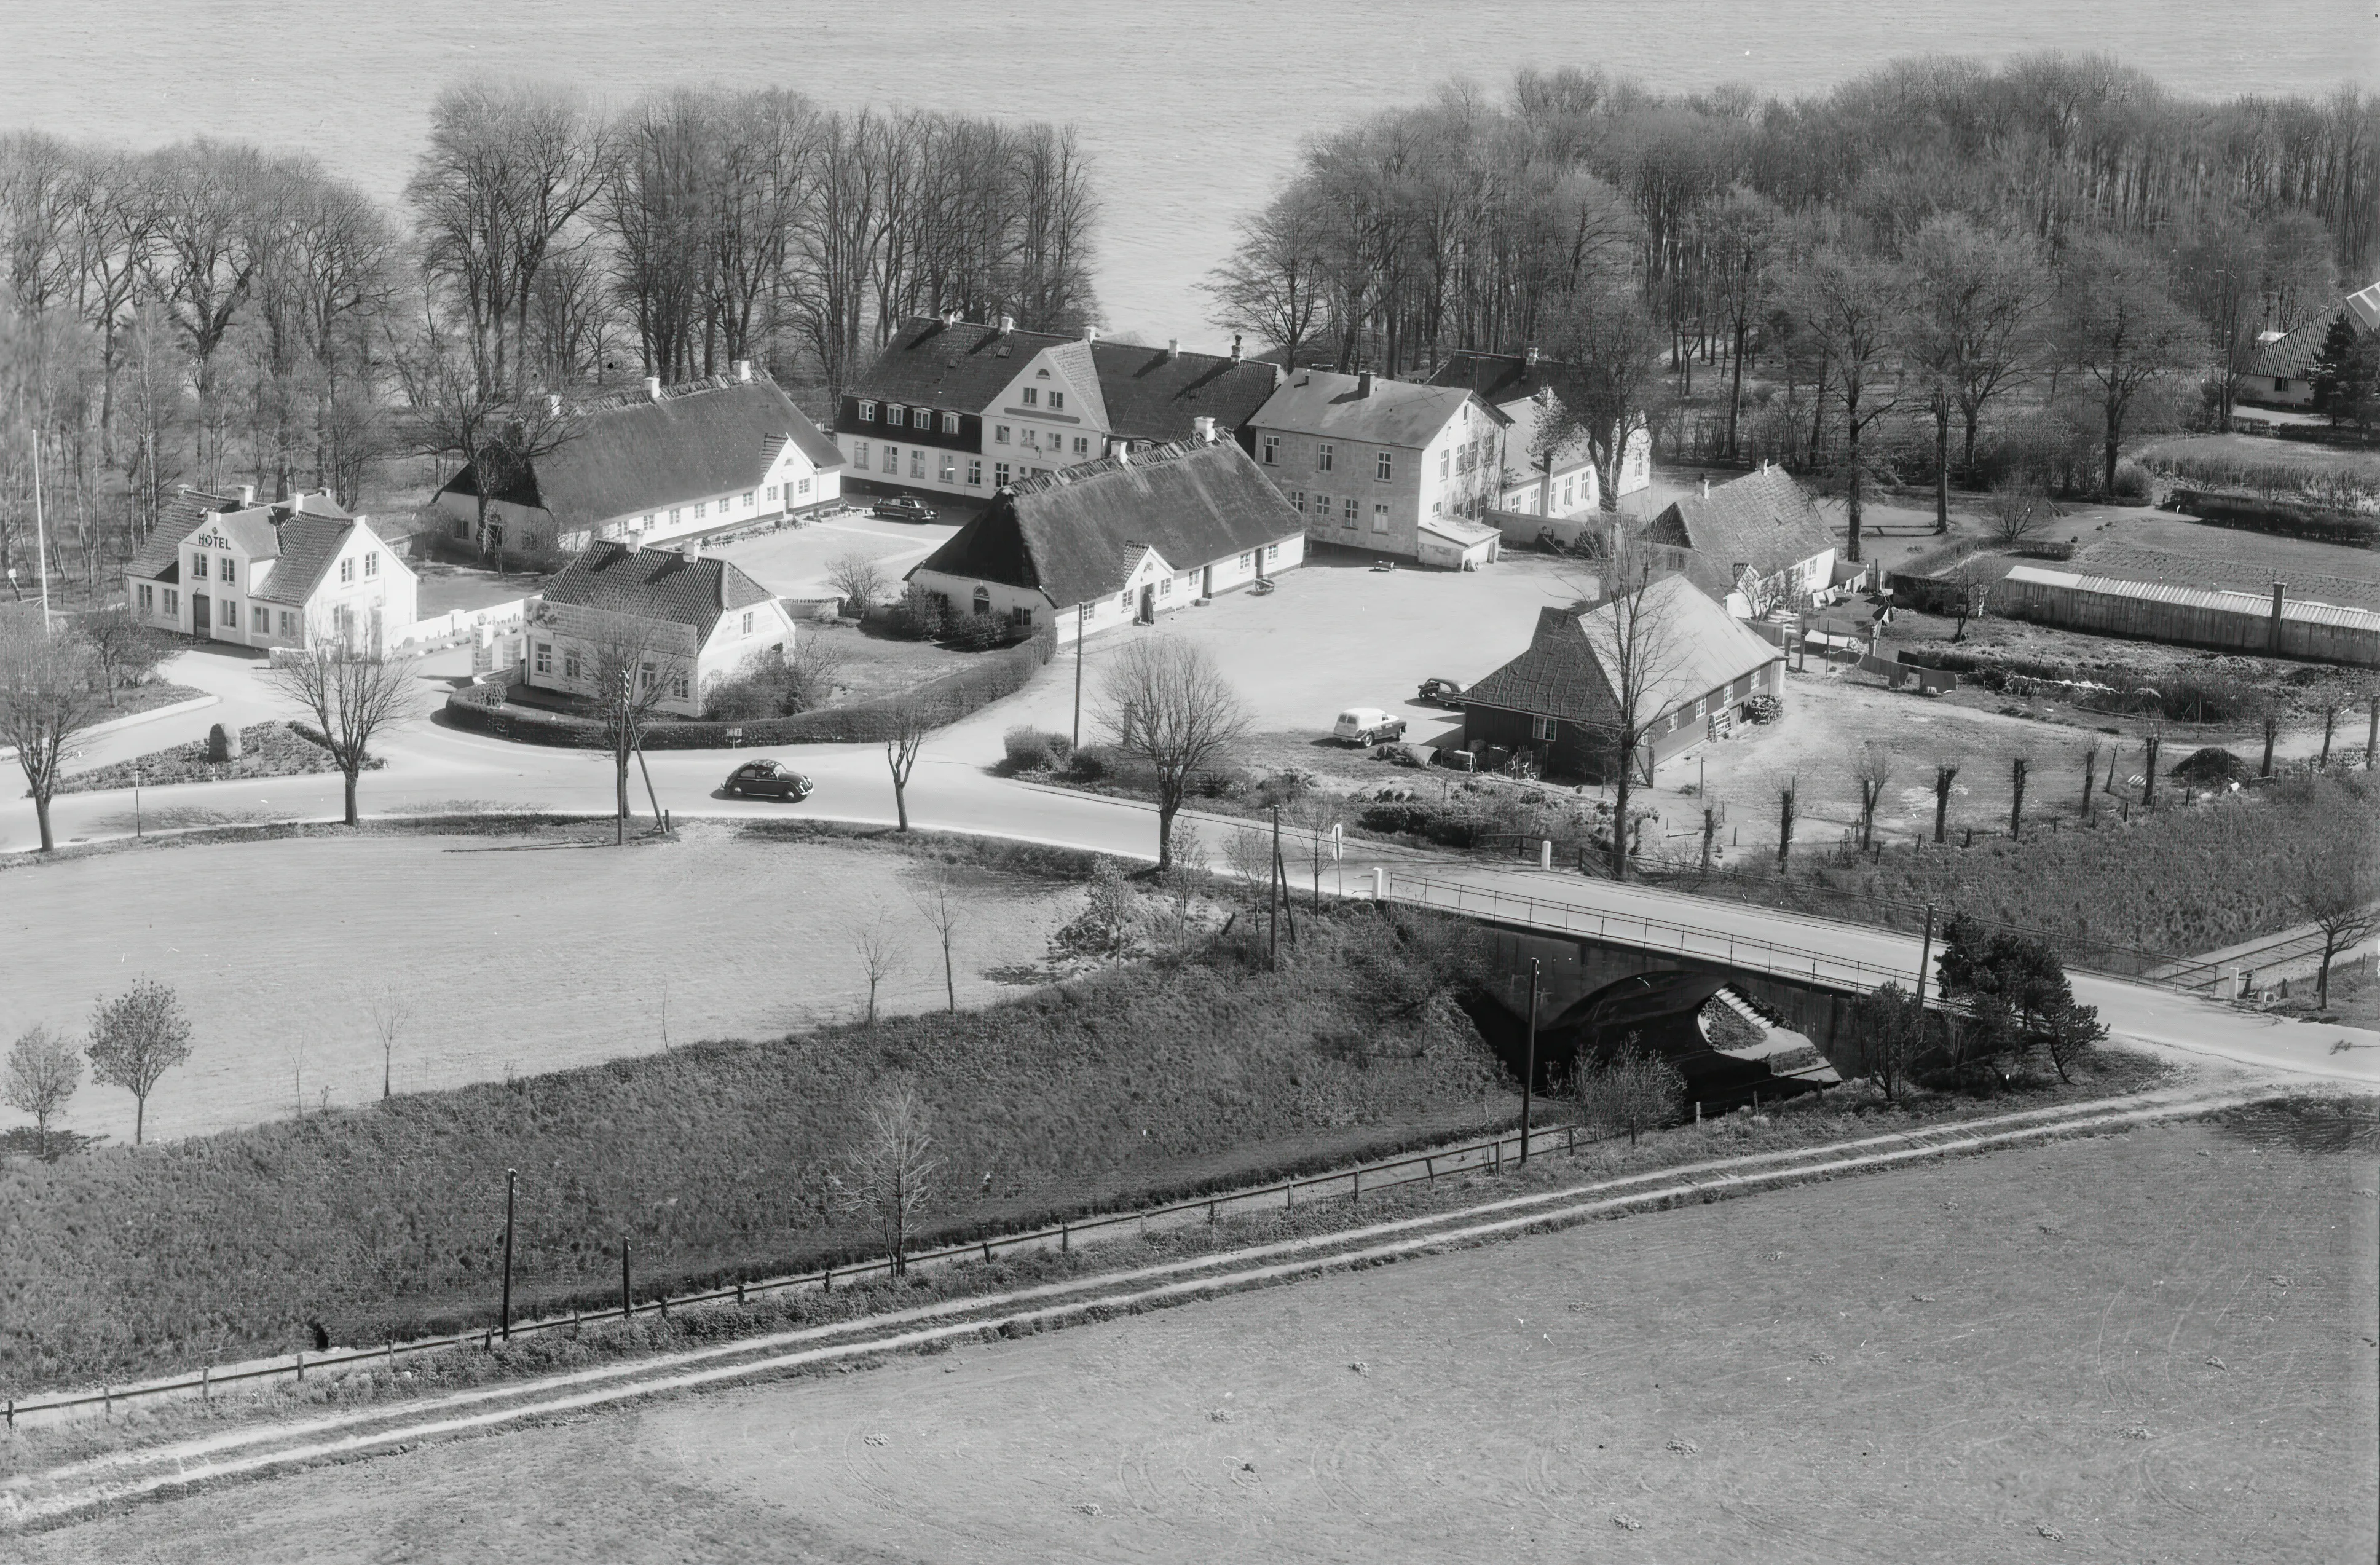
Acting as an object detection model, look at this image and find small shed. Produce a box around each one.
[1414,514,1502,570]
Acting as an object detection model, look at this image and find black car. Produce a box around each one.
[1416,676,1467,707]
[725,759,813,800]
[872,495,937,523]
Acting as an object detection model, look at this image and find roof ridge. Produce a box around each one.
[1005,438,1218,496]
[572,369,778,417]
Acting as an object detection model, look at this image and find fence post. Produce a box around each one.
[736,1279,746,1307]
[1354,1169,1361,1202]
[294,1354,303,1383]
[104,1387,112,1421]
[202,1365,210,1401]
[823,1267,832,1293]
[1061,1221,1070,1254]
[983,1239,994,1264]
[1425,1155,1435,1185]
[4,1398,10,1430]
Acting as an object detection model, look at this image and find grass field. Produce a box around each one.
[0,823,1076,1144]
[0,905,1505,1393]
[18,1107,2372,1563]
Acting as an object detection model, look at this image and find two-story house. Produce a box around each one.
[1242,369,1511,567]
[835,314,1285,502]
[1641,463,1838,618]
[1427,349,1652,517]
[125,487,418,654]
[433,363,844,554]
[522,542,797,719]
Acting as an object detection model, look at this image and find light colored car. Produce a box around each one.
[1333,707,1408,746]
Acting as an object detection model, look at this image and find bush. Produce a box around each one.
[1002,726,1073,772]
[2109,458,2153,500]
[950,612,1006,652]
[2166,488,2379,546]
[2169,746,2252,787]
[1361,801,1442,837]
[1067,744,1115,782]
[892,583,947,641]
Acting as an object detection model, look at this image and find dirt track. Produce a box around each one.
[20,1116,2371,1563]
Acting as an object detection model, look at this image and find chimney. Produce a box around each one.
[644,376,663,401]
[998,313,1015,334]
[1700,476,1711,499]
[546,393,563,417]
[941,307,960,328]
[1523,344,1541,368]
[1114,442,1132,467]
[1166,338,1180,361]
[1192,416,1216,443]
[236,484,256,507]
[1357,369,1373,398]
[733,359,752,382]
[1231,333,1243,363]
[1082,325,1099,343]
[2270,580,2287,651]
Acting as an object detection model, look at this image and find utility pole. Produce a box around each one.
[1914,902,1937,1007]
[32,428,52,632]
[620,1237,632,1322]
[1072,601,1086,749]
[1267,806,1282,972]
[1521,958,1540,1165]
[500,1167,518,1341]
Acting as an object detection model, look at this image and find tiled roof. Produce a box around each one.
[540,541,775,640]
[1249,369,1505,450]
[252,515,357,607]
[847,317,1082,414]
[1642,467,1833,585]
[126,490,350,585]
[2242,284,2380,382]
[1087,339,1282,441]
[1463,575,1783,728]
[1425,350,1548,407]
[438,374,841,526]
[909,438,1304,610]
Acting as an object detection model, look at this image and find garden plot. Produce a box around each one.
[0,824,1070,1143]
[20,1113,2371,1564]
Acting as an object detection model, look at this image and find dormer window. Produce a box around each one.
[941,411,959,435]
[857,400,877,422]
[888,404,906,427]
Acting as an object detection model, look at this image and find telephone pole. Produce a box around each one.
[499,1167,518,1341]
[1521,958,1540,1165]
[1071,601,1086,749]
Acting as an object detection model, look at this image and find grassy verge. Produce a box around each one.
[56,722,366,795]
[0,905,1503,1395]
[0,1043,2218,1479]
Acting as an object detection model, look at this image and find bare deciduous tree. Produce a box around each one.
[1577,1039,1684,1146]
[2056,234,2206,497]
[825,551,888,615]
[560,602,693,844]
[1848,984,1928,1103]
[1536,275,1665,514]
[4,1024,82,1159]
[1932,762,1959,845]
[1572,543,1688,880]
[1905,214,2046,527]
[76,605,168,704]
[912,872,964,1014]
[832,1081,940,1275]
[86,977,193,1146]
[2303,858,2379,1013]
[851,907,902,1025]
[1096,639,1250,870]
[266,629,424,825]
[369,985,414,1102]
[883,688,944,832]
[1944,556,1996,642]
[1783,247,1910,562]
[1985,475,2051,551]
[1851,741,1893,849]
[0,610,106,853]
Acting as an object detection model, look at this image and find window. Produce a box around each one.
[1372,503,1390,533]
[339,558,356,584]
[798,478,811,495]
[221,558,235,585]
[741,611,754,635]
[1531,715,1556,741]
[1289,489,1305,512]
[671,672,688,700]
[164,589,178,616]
[1051,391,1066,411]
[910,449,924,478]
[1310,491,1325,516]
[1266,542,1280,562]
[364,551,378,577]
[941,454,956,483]
[643,513,656,529]
[1072,436,1089,456]
[888,404,907,427]
[1238,552,1252,570]
[191,553,208,580]
[882,446,897,473]
[1695,697,1708,720]
[1316,442,1334,473]
[741,491,755,508]
[535,642,553,676]
[638,661,656,693]
[942,412,960,435]
[1440,449,1449,478]
[858,400,877,421]
[2275,377,2291,393]
[1020,387,1038,406]
[563,649,581,680]
[967,459,984,486]
[1342,497,1359,524]
[1432,500,1444,517]
[671,507,684,525]
[851,442,868,470]
[995,424,1011,444]
[1023,428,1039,449]
[138,583,153,612]
[1376,451,1393,481]
[995,462,1011,486]
[1562,476,1574,507]
[1261,435,1279,465]
[1160,576,1172,596]
[280,610,296,637]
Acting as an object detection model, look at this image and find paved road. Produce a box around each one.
[7,647,2375,1089]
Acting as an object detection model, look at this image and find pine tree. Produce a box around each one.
[2307,314,2379,428]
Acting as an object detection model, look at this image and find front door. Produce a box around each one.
[1201,564,1213,598]
[1138,585,1154,623]
[192,593,210,636]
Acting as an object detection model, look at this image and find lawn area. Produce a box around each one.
[706,510,959,601]
[797,616,978,704]
[56,722,359,795]
[23,1104,2371,1563]
[83,679,212,723]
[2137,430,2380,480]
[0,823,1079,1143]
[409,562,541,618]
[0,904,1505,1393]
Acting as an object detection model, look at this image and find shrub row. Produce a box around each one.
[445,625,1055,749]
[2167,488,2379,546]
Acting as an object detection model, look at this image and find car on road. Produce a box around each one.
[871,494,937,523]
[1333,707,1408,746]
[723,759,814,800]
[1416,676,1467,706]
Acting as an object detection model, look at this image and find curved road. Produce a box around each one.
[7,644,2375,1089]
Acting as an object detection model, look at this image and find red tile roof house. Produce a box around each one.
[836,313,1287,504]
[1641,463,1837,618]
[433,364,845,554]
[1460,574,1785,782]
[906,433,1305,644]
[2239,279,2379,409]
[125,487,418,654]
[522,542,795,719]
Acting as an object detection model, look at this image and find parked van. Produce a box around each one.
[1333,707,1408,746]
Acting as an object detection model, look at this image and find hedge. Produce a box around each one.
[2168,488,2379,547]
[444,624,1055,749]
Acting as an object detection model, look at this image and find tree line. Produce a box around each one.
[0,83,1099,599]
[1208,55,2376,545]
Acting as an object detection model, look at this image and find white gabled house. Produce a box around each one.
[523,542,796,719]
[1427,349,1652,518]
[434,363,844,554]
[124,487,418,654]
